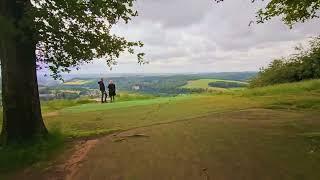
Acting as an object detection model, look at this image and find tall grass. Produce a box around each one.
[41,98,93,112]
[0,129,65,174]
[243,79,320,96]
[240,79,320,110]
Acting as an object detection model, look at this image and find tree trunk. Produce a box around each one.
[0,0,48,144]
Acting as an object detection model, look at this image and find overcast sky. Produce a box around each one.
[69,0,319,74]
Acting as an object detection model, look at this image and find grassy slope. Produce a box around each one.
[181,79,247,89]
[69,79,320,180]
[1,79,320,177]
[242,79,320,110]
[46,95,260,137]
[45,80,320,138]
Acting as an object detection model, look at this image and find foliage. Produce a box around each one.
[22,0,144,79]
[255,0,320,27]
[250,37,320,87]
[214,0,320,27]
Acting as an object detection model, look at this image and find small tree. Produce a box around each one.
[0,0,144,144]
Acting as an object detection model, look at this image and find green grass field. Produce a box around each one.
[1,79,320,179]
[181,78,247,89]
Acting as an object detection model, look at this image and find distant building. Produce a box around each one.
[39,94,56,100]
[132,85,140,90]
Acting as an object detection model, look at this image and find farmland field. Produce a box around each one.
[181,79,247,89]
[63,79,93,85]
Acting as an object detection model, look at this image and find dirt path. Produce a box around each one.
[12,109,320,180]
[64,139,99,180]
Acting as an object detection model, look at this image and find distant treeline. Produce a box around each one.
[250,37,320,87]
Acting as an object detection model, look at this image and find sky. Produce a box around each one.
[66,0,320,75]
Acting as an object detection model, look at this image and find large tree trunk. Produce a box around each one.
[0,0,48,144]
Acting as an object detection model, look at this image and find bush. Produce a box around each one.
[250,36,320,87]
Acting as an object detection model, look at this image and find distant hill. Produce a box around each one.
[37,72,257,98]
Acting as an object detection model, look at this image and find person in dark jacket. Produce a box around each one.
[108,80,116,102]
[98,78,107,103]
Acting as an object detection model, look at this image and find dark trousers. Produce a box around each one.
[110,95,115,102]
[101,91,107,103]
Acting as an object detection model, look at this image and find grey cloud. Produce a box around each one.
[76,0,320,74]
[135,0,212,28]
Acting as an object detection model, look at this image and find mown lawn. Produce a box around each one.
[46,95,261,137]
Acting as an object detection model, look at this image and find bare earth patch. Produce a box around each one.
[8,139,99,180]
[64,139,99,180]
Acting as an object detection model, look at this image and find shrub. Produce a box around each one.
[250,36,320,87]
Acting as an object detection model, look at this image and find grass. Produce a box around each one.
[242,79,320,96]
[47,95,260,137]
[41,98,94,113]
[240,79,320,110]
[1,79,320,177]
[0,130,65,177]
[76,109,320,179]
[63,96,189,113]
[181,79,247,89]
[116,92,156,102]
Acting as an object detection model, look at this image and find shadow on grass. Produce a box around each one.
[0,128,65,175]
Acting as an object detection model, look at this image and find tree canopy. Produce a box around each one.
[25,0,144,79]
[214,0,320,27]
[0,0,145,143]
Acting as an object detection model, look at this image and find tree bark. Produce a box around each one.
[0,0,48,144]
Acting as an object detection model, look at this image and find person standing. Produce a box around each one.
[98,78,107,103]
[108,80,116,102]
